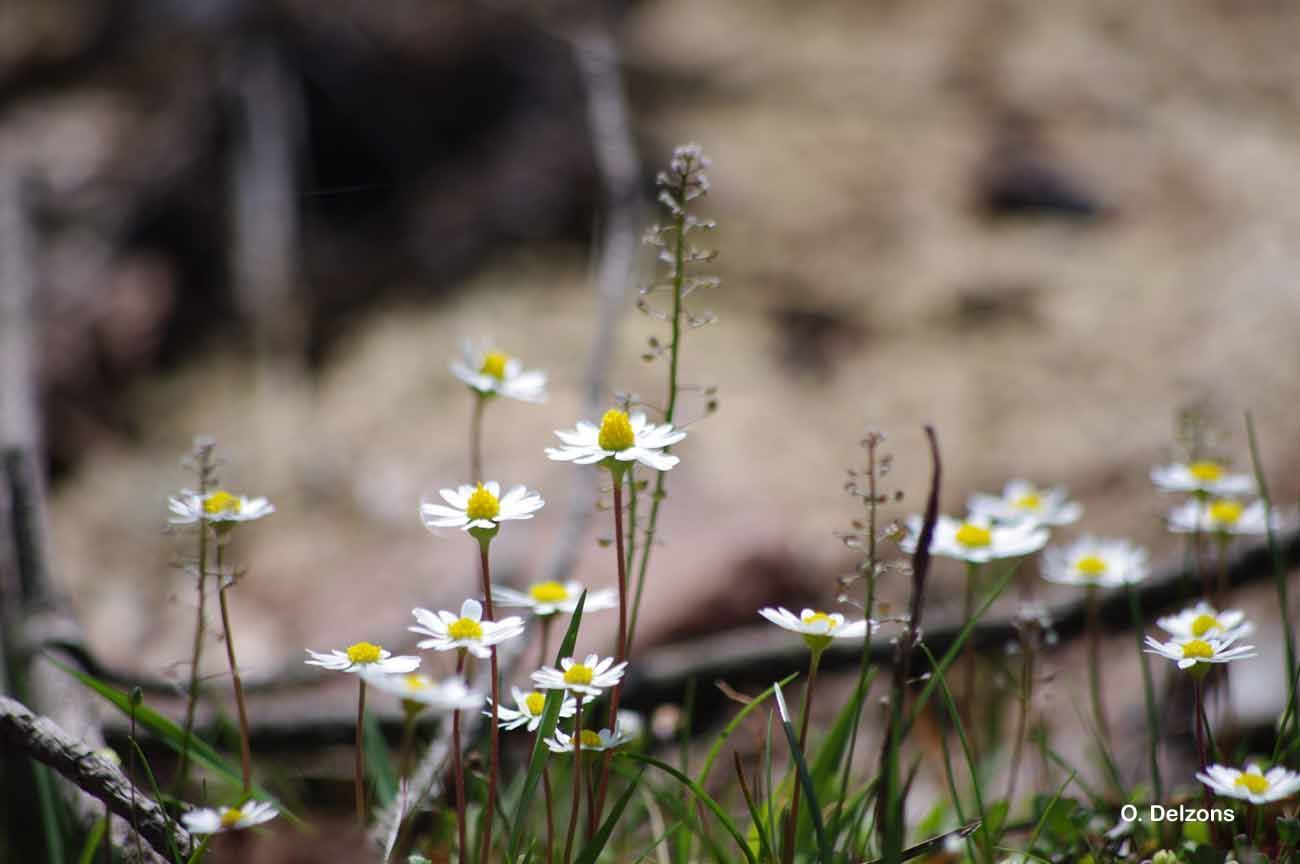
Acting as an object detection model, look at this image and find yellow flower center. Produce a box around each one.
[597,409,635,451]
[1189,460,1223,482]
[203,490,242,516]
[480,350,509,380]
[579,730,603,748]
[525,692,546,715]
[563,664,594,686]
[529,581,569,604]
[1235,773,1270,795]
[955,523,992,548]
[465,484,501,522]
[448,618,484,641]
[346,642,382,664]
[1181,639,1214,660]
[1208,500,1243,526]
[403,674,428,690]
[220,808,244,828]
[1014,492,1042,511]
[1191,614,1222,637]
[1075,555,1108,577]
[801,611,838,630]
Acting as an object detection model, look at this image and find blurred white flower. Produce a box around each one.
[410,599,525,659]
[182,801,278,835]
[362,671,484,712]
[1150,461,1254,497]
[545,727,627,754]
[545,409,685,472]
[451,343,547,403]
[968,480,1082,527]
[1166,498,1290,535]
[1041,537,1149,588]
[488,686,577,732]
[1156,601,1251,641]
[169,489,274,525]
[491,581,617,617]
[900,514,1048,564]
[1197,762,1300,804]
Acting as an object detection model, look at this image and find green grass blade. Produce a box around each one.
[919,644,990,864]
[574,766,645,864]
[32,761,66,864]
[901,562,1016,739]
[1025,770,1075,857]
[506,591,587,861]
[624,752,758,864]
[694,674,797,796]
[75,816,107,864]
[364,708,397,809]
[126,735,181,862]
[799,667,875,852]
[49,656,291,819]
[772,682,831,864]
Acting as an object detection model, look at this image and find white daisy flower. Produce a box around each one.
[491,581,618,617]
[451,343,547,403]
[181,800,279,834]
[1197,762,1300,805]
[614,708,644,743]
[532,654,627,698]
[545,727,628,754]
[758,606,871,652]
[168,489,275,525]
[900,514,1048,564]
[1150,460,1254,497]
[1040,537,1149,588]
[1156,601,1252,641]
[410,599,525,659]
[1143,633,1256,670]
[305,642,421,675]
[545,409,685,472]
[486,686,577,732]
[361,671,485,713]
[1166,498,1291,535]
[420,482,544,534]
[968,480,1082,527]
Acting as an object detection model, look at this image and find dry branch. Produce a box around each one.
[0,694,193,860]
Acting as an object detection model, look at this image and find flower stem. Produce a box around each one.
[1127,583,1163,803]
[592,471,628,825]
[784,648,821,858]
[470,394,486,482]
[355,677,367,825]
[452,652,468,864]
[1004,632,1033,806]
[543,765,555,864]
[478,542,501,864]
[962,561,982,764]
[1086,586,1111,748]
[176,519,209,792]
[563,697,585,864]
[539,615,554,668]
[215,539,252,795]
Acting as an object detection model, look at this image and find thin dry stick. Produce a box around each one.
[563,697,586,864]
[356,677,368,824]
[215,544,253,794]
[176,514,209,790]
[479,543,502,864]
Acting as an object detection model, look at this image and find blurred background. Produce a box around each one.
[3,0,1300,842]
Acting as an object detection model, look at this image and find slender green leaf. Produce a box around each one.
[772,682,830,864]
[1026,771,1076,856]
[50,656,291,820]
[695,675,796,793]
[506,591,587,861]
[624,752,758,864]
[33,761,66,864]
[574,767,645,864]
[363,708,397,808]
[75,817,107,864]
